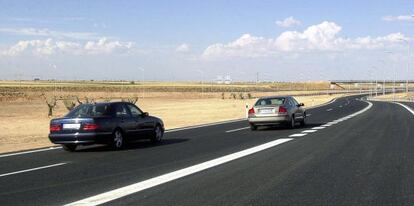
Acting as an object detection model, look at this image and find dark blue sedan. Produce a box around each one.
[49,102,164,152]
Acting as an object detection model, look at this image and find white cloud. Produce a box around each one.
[0,27,99,40]
[203,21,408,59]
[382,15,414,22]
[1,38,134,56]
[276,17,301,28]
[175,43,191,53]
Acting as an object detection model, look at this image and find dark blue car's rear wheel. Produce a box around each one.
[112,129,125,150]
[62,144,77,152]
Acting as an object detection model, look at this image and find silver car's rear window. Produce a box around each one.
[255,98,285,106]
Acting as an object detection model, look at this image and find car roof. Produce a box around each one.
[80,101,128,106]
[257,95,292,100]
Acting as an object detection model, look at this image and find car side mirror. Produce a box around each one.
[142,112,149,117]
[298,103,304,107]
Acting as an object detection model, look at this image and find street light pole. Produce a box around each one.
[397,38,411,94]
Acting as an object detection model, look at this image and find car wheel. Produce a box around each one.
[151,125,164,143]
[112,129,125,150]
[300,115,306,127]
[62,144,77,152]
[250,124,257,131]
[290,115,295,129]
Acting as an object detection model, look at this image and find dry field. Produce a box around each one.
[371,92,414,101]
[0,80,350,154]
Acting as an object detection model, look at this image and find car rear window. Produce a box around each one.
[66,104,112,118]
[255,98,285,106]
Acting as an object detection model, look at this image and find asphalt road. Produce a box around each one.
[1,95,413,206]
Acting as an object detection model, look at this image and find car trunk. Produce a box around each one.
[50,118,95,134]
[253,106,281,117]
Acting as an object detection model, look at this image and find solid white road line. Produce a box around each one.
[65,138,293,206]
[394,102,414,116]
[326,108,333,111]
[0,163,67,178]
[301,130,317,133]
[226,127,250,133]
[0,147,62,158]
[289,133,307,137]
[312,126,325,130]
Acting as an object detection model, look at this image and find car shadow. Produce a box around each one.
[75,138,189,152]
[256,123,324,131]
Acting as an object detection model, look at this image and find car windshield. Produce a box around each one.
[66,104,112,118]
[255,98,285,106]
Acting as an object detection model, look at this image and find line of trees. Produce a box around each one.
[41,94,139,117]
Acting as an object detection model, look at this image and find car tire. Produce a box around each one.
[300,115,306,127]
[289,115,295,129]
[62,144,77,152]
[111,129,125,150]
[151,125,164,144]
[250,124,257,131]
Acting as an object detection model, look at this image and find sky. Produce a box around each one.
[0,0,413,82]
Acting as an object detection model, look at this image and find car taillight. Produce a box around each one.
[278,106,287,114]
[50,124,61,132]
[82,123,99,131]
[248,108,255,115]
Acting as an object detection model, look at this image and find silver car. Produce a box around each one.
[248,96,306,130]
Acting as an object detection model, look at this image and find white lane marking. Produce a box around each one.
[0,119,246,158]
[165,119,245,133]
[0,147,62,158]
[302,130,317,133]
[306,114,312,117]
[0,163,67,178]
[339,105,343,108]
[312,126,325,130]
[65,138,293,206]
[289,133,307,137]
[394,102,414,116]
[326,108,333,111]
[0,96,359,159]
[226,127,250,133]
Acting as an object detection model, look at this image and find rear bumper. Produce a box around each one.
[49,132,113,145]
[248,115,289,125]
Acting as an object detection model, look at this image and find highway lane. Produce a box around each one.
[0,95,369,205]
[105,101,414,206]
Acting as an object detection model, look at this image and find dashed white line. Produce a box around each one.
[0,163,67,178]
[312,126,325,130]
[165,119,246,133]
[289,133,307,137]
[306,114,312,117]
[226,127,250,133]
[302,130,317,133]
[0,147,62,158]
[65,138,293,206]
[326,108,333,111]
[66,100,375,206]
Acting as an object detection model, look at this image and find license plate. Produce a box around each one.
[63,123,81,130]
[259,109,273,114]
